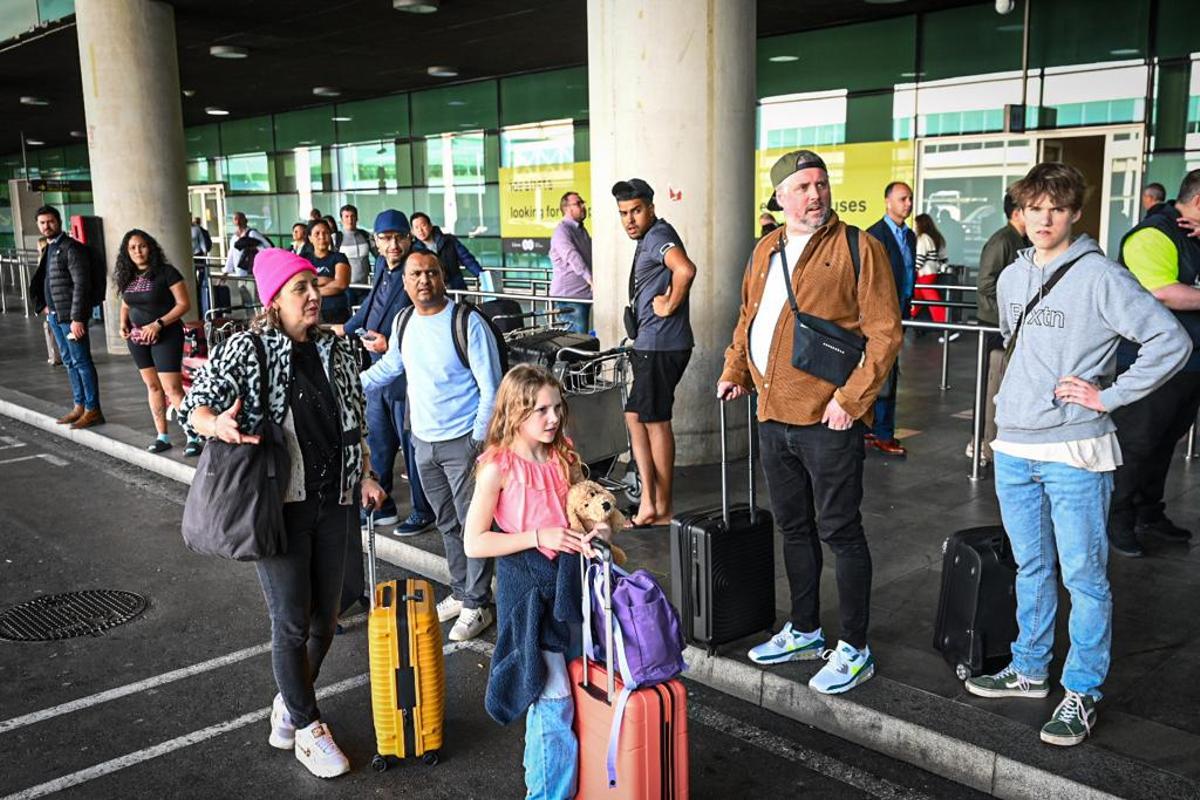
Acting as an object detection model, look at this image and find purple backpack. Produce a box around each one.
[582,557,687,788]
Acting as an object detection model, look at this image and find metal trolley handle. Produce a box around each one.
[718,395,759,528]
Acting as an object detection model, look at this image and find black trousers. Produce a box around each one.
[759,419,872,649]
[1110,370,1200,529]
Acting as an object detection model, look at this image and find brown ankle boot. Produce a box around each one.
[70,408,106,430]
[56,405,84,425]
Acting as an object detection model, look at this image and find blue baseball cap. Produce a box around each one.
[373,209,410,234]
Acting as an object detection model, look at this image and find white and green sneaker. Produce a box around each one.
[965,664,1050,699]
[809,640,875,694]
[748,623,825,665]
[1040,690,1097,746]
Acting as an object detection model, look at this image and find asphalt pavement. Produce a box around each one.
[0,417,986,799]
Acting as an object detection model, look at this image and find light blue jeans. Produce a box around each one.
[993,451,1113,698]
[523,650,578,800]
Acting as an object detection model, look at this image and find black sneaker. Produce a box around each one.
[1135,516,1193,543]
[183,439,203,457]
[147,439,173,454]
[1108,526,1144,558]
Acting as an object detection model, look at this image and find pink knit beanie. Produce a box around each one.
[252,248,315,306]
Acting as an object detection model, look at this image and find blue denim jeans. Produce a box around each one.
[555,301,591,335]
[993,451,1113,698]
[364,376,431,520]
[523,651,578,800]
[48,312,100,410]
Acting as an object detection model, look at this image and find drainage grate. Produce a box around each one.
[0,590,147,642]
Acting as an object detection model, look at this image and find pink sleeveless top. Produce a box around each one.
[483,448,571,560]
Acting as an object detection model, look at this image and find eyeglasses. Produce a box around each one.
[565,200,587,208]
[376,233,409,245]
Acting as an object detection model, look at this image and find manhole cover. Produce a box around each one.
[0,590,147,642]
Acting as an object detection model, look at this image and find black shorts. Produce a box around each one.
[127,321,184,373]
[625,348,692,423]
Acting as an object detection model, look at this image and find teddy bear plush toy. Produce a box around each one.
[566,480,629,566]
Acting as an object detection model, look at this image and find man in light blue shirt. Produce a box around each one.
[362,250,502,642]
[866,182,916,456]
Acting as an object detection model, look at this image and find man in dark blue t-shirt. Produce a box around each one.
[613,178,697,526]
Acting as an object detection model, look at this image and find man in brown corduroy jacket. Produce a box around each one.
[717,149,902,694]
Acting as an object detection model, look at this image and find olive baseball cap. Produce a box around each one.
[769,149,828,189]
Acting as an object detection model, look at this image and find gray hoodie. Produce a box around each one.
[994,235,1189,445]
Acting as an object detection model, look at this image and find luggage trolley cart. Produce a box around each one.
[181,306,255,391]
[554,345,641,505]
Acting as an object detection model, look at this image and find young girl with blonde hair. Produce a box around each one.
[464,364,609,799]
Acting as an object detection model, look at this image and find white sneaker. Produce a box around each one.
[268,693,295,750]
[294,720,350,778]
[449,606,494,642]
[436,595,463,624]
[809,640,876,695]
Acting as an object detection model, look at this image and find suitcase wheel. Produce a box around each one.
[371,754,388,773]
[422,750,440,767]
[955,662,971,681]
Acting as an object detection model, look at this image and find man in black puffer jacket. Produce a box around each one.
[410,212,484,291]
[29,205,104,428]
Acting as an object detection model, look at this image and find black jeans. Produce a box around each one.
[1110,370,1200,530]
[759,419,872,649]
[255,487,354,728]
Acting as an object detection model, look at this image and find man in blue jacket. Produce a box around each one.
[340,209,433,533]
[866,182,915,457]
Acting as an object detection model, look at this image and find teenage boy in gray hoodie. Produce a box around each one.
[964,163,1188,746]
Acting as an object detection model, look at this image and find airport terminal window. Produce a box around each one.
[274,106,336,151]
[334,95,409,142]
[1029,0,1148,70]
[758,17,916,97]
[758,93,847,150]
[845,93,894,144]
[341,190,416,228]
[224,153,271,193]
[1030,63,1148,129]
[1155,0,1200,60]
[337,141,408,192]
[37,0,72,22]
[0,0,38,42]
[413,182,499,239]
[500,68,588,127]
[919,2,1023,83]
[220,116,274,158]
[185,124,221,160]
[411,82,499,139]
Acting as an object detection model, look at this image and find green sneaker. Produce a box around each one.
[1040,690,1097,746]
[964,664,1050,699]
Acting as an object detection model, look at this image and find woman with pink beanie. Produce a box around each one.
[181,249,386,779]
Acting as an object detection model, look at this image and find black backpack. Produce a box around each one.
[394,300,509,375]
[234,231,267,273]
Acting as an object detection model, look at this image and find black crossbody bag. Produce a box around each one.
[779,225,866,386]
[624,238,669,341]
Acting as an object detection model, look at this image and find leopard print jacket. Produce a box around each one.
[180,326,368,506]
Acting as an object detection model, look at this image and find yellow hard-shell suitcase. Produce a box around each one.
[365,511,445,771]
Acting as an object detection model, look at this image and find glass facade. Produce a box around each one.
[3,2,1199,268]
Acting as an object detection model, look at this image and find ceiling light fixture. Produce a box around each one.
[182,89,196,97]
[427,65,458,78]
[393,0,439,12]
[768,55,798,63]
[25,139,45,146]
[331,115,353,122]
[70,130,86,138]
[204,106,230,116]
[864,0,907,4]
[20,96,50,106]
[447,100,466,107]
[1110,48,1140,56]
[209,45,249,59]
[313,86,341,97]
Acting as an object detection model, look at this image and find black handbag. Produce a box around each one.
[780,225,867,386]
[181,335,291,561]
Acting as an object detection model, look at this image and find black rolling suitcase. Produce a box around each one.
[507,330,600,368]
[670,397,776,654]
[478,299,525,334]
[932,526,1019,679]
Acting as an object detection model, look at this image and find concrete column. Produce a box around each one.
[587,0,756,464]
[76,0,195,354]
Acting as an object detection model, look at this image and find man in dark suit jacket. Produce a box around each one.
[865,182,915,456]
[29,205,104,429]
[340,209,433,535]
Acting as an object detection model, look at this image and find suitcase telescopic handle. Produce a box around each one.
[719,396,759,527]
[365,501,377,610]
[579,541,616,703]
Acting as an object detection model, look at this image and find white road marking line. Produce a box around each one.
[0,453,67,467]
[0,615,367,736]
[0,639,481,800]
[0,436,26,450]
[688,702,934,800]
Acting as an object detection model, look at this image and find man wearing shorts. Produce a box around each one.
[613,178,697,526]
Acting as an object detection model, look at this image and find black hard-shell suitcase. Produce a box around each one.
[670,398,775,654]
[507,330,600,368]
[932,526,1019,679]
[478,299,525,334]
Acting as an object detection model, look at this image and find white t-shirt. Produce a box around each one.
[991,432,1123,473]
[750,234,812,374]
